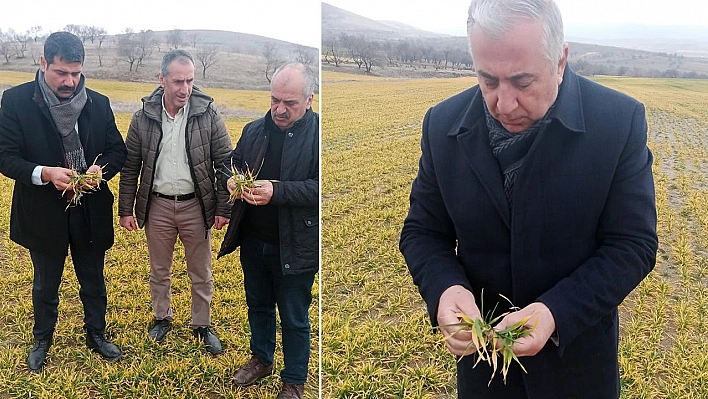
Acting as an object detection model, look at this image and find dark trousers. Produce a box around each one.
[240,235,316,385]
[29,206,107,340]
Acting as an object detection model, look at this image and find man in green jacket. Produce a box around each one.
[118,49,232,354]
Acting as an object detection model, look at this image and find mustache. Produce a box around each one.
[58,85,75,92]
[274,111,290,119]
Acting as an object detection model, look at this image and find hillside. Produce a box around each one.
[0,29,318,91]
[322,2,708,79]
[321,2,445,40]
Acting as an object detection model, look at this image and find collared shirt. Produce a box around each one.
[152,96,194,196]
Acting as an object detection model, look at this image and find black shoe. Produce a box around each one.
[192,326,223,355]
[148,319,172,343]
[27,337,52,372]
[85,329,122,361]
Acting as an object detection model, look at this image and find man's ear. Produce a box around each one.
[557,44,569,85]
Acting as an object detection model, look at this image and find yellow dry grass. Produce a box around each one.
[321,70,708,398]
[0,71,320,399]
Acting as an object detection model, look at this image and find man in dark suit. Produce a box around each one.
[399,0,658,397]
[0,32,127,372]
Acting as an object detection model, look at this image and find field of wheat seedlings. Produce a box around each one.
[321,70,708,398]
[0,71,320,399]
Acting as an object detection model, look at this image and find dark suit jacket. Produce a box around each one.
[0,74,127,255]
[400,68,657,399]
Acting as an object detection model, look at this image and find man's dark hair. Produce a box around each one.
[44,31,85,65]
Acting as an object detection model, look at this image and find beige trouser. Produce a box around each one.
[145,195,213,327]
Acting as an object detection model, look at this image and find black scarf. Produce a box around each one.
[485,102,553,208]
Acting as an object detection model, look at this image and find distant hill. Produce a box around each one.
[149,29,315,57]
[322,2,445,40]
[0,29,318,91]
[321,2,708,79]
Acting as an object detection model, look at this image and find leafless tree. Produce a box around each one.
[86,26,106,44]
[97,30,108,67]
[11,30,30,59]
[134,30,155,71]
[64,24,91,43]
[28,26,42,42]
[30,43,41,65]
[294,45,316,66]
[262,43,283,83]
[358,40,379,73]
[118,29,139,72]
[0,30,13,63]
[196,45,219,78]
[167,29,183,50]
[323,34,346,67]
[188,32,200,48]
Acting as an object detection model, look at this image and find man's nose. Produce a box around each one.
[496,85,518,115]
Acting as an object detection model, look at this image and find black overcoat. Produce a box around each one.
[0,74,127,254]
[400,68,658,399]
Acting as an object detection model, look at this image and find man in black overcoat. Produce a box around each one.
[400,0,658,397]
[0,32,127,372]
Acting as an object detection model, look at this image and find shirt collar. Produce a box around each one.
[161,95,190,120]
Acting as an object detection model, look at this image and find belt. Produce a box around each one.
[153,192,196,201]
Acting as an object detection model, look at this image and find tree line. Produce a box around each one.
[322,32,708,79]
[0,25,318,83]
[323,33,473,73]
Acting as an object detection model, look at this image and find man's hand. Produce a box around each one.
[41,166,74,191]
[437,285,482,356]
[226,176,240,198]
[494,302,556,357]
[243,180,274,206]
[214,216,229,230]
[119,215,138,231]
[85,164,103,188]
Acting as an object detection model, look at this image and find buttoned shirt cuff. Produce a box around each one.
[32,165,49,185]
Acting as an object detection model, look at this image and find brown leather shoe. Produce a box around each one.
[234,356,273,386]
[277,382,304,399]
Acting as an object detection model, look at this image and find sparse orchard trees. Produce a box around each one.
[196,45,219,78]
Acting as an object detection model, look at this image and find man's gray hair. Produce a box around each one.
[467,0,565,70]
[272,62,317,99]
[160,49,194,77]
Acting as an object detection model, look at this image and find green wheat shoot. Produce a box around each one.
[437,290,537,385]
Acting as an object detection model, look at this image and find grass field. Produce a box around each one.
[0,72,320,399]
[321,70,708,398]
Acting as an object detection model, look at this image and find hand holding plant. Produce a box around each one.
[437,289,540,385]
[63,156,107,210]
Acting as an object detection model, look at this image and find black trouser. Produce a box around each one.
[29,206,107,340]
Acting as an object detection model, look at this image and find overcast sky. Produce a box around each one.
[323,0,708,36]
[0,0,321,48]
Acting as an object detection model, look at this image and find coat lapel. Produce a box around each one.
[451,91,511,228]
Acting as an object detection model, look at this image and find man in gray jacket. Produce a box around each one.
[118,49,232,354]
